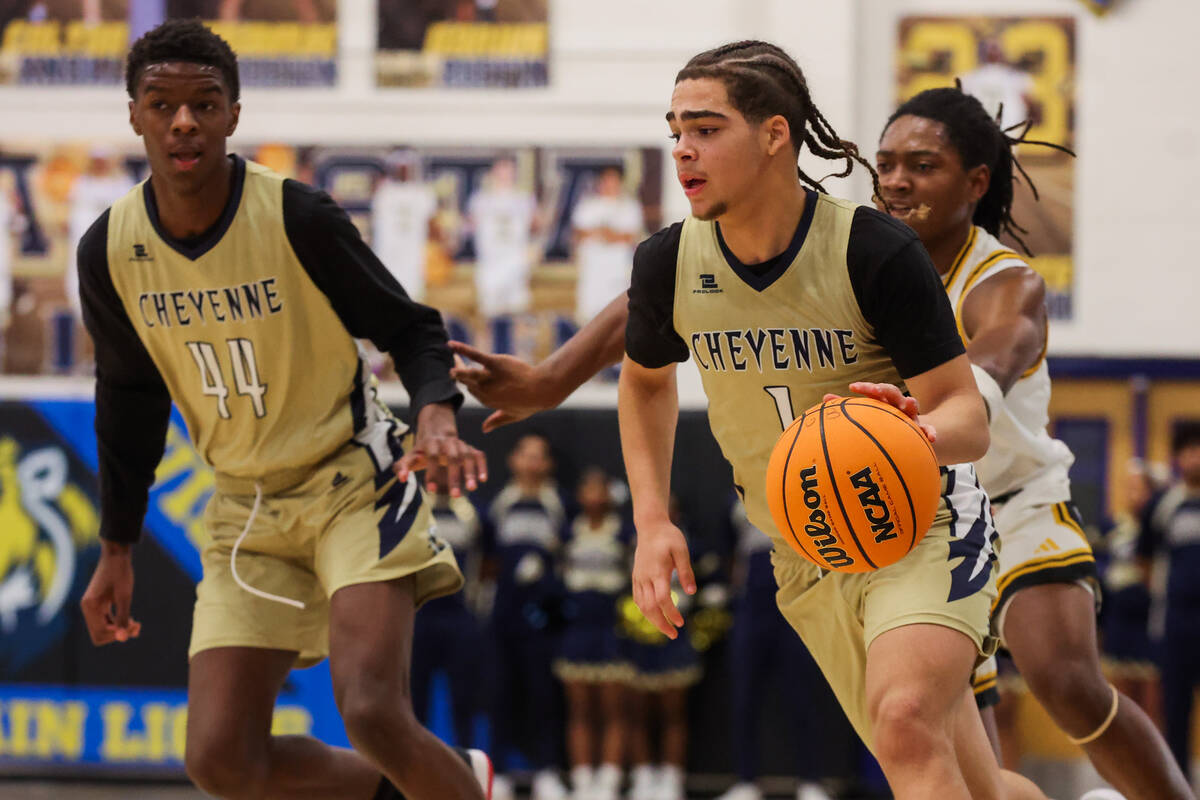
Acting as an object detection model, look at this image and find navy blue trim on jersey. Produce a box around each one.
[143,155,246,261]
[715,190,817,292]
[377,476,425,558]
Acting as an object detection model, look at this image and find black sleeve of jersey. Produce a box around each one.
[625,222,689,368]
[847,207,966,380]
[281,180,462,419]
[78,210,172,544]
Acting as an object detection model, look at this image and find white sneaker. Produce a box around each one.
[716,783,763,800]
[571,764,596,800]
[796,782,834,800]
[593,763,623,800]
[654,764,685,800]
[628,764,657,800]
[1079,791,1127,800]
[457,748,494,800]
[532,769,570,800]
[492,773,515,800]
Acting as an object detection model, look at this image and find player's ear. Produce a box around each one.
[128,99,141,136]
[227,101,240,136]
[967,163,990,204]
[764,115,791,157]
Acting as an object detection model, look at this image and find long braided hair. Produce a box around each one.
[884,83,1074,255]
[676,41,883,203]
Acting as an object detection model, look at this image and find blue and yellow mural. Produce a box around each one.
[0,399,346,770]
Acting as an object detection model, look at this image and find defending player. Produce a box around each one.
[875,85,1193,800]
[77,20,492,800]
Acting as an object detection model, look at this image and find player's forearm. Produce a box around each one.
[539,292,628,402]
[923,388,990,465]
[966,316,1044,394]
[618,357,678,528]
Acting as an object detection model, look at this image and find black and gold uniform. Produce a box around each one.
[79,155,462,667]
[625,191,999,745]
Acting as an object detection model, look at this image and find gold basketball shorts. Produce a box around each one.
[188,438,463,668]
[772,464,999,748]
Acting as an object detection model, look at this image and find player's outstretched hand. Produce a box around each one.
[80,542,141,646]
[396,402,488,496]
[827,382,938,443]
[631,521,696,639]
[449,341,559,433]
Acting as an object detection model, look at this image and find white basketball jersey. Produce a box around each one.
[943,226,1073,504]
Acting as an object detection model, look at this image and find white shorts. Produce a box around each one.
[992,490,1098,623]
[970,488,1098,699]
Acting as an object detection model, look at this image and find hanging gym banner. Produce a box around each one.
[376,0,548,88]
[0,2,337,87]
[896,16,1077,320]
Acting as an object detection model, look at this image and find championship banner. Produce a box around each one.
[0,396,347,771]
[0,1,337,87]
[897,16,1077,320]
[376,0,548,88]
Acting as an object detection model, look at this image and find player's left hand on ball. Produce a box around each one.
[829,382,937,443]
[631,520,696,639]
[397,403,488,496]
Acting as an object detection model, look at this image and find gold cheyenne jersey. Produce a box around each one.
[626,191,965,541]
[942,225,1073,503]
[79,156,460,543]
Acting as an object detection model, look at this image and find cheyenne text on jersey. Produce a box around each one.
[137,278,284,328]
[688,327,859,373]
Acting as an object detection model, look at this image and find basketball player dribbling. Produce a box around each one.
[614,40,1047,800]
[439,40,1049,800]
[77,20,492,800]
[875,85,1193,800]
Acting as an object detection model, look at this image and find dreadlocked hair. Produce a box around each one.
[126,18,240,101]
[885,83,1074,255]
[676,40,882,202]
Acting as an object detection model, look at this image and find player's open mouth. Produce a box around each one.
[886,202,932,223]
[680,176,706,197]
[170,150,202,171]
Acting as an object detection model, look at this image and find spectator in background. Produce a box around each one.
[469,156,537,321]
[554,468,633,800]
[410,491,486,750]
[1099,459,1166,726]
[618,495,705,800]
[372,148,439,302]
[486,433,569,800]
[1139,422,1200,778]
[716,498,837,800]
[65,147,134,321]
[571,165,642,324]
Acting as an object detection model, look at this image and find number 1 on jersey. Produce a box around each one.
[187,339,268,420]
[764,385,796,430]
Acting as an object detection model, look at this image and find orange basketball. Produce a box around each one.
[765,396,941,573]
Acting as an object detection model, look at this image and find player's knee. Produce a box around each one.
[871,691,947,766]
[339,684,420,756]
[1022,648,1109,715]
[185,737,266,799]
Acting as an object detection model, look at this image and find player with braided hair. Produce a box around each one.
[876,85,1194,800]
[460,39,1051,799]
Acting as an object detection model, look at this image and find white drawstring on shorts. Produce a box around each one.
[230,482,306,610]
